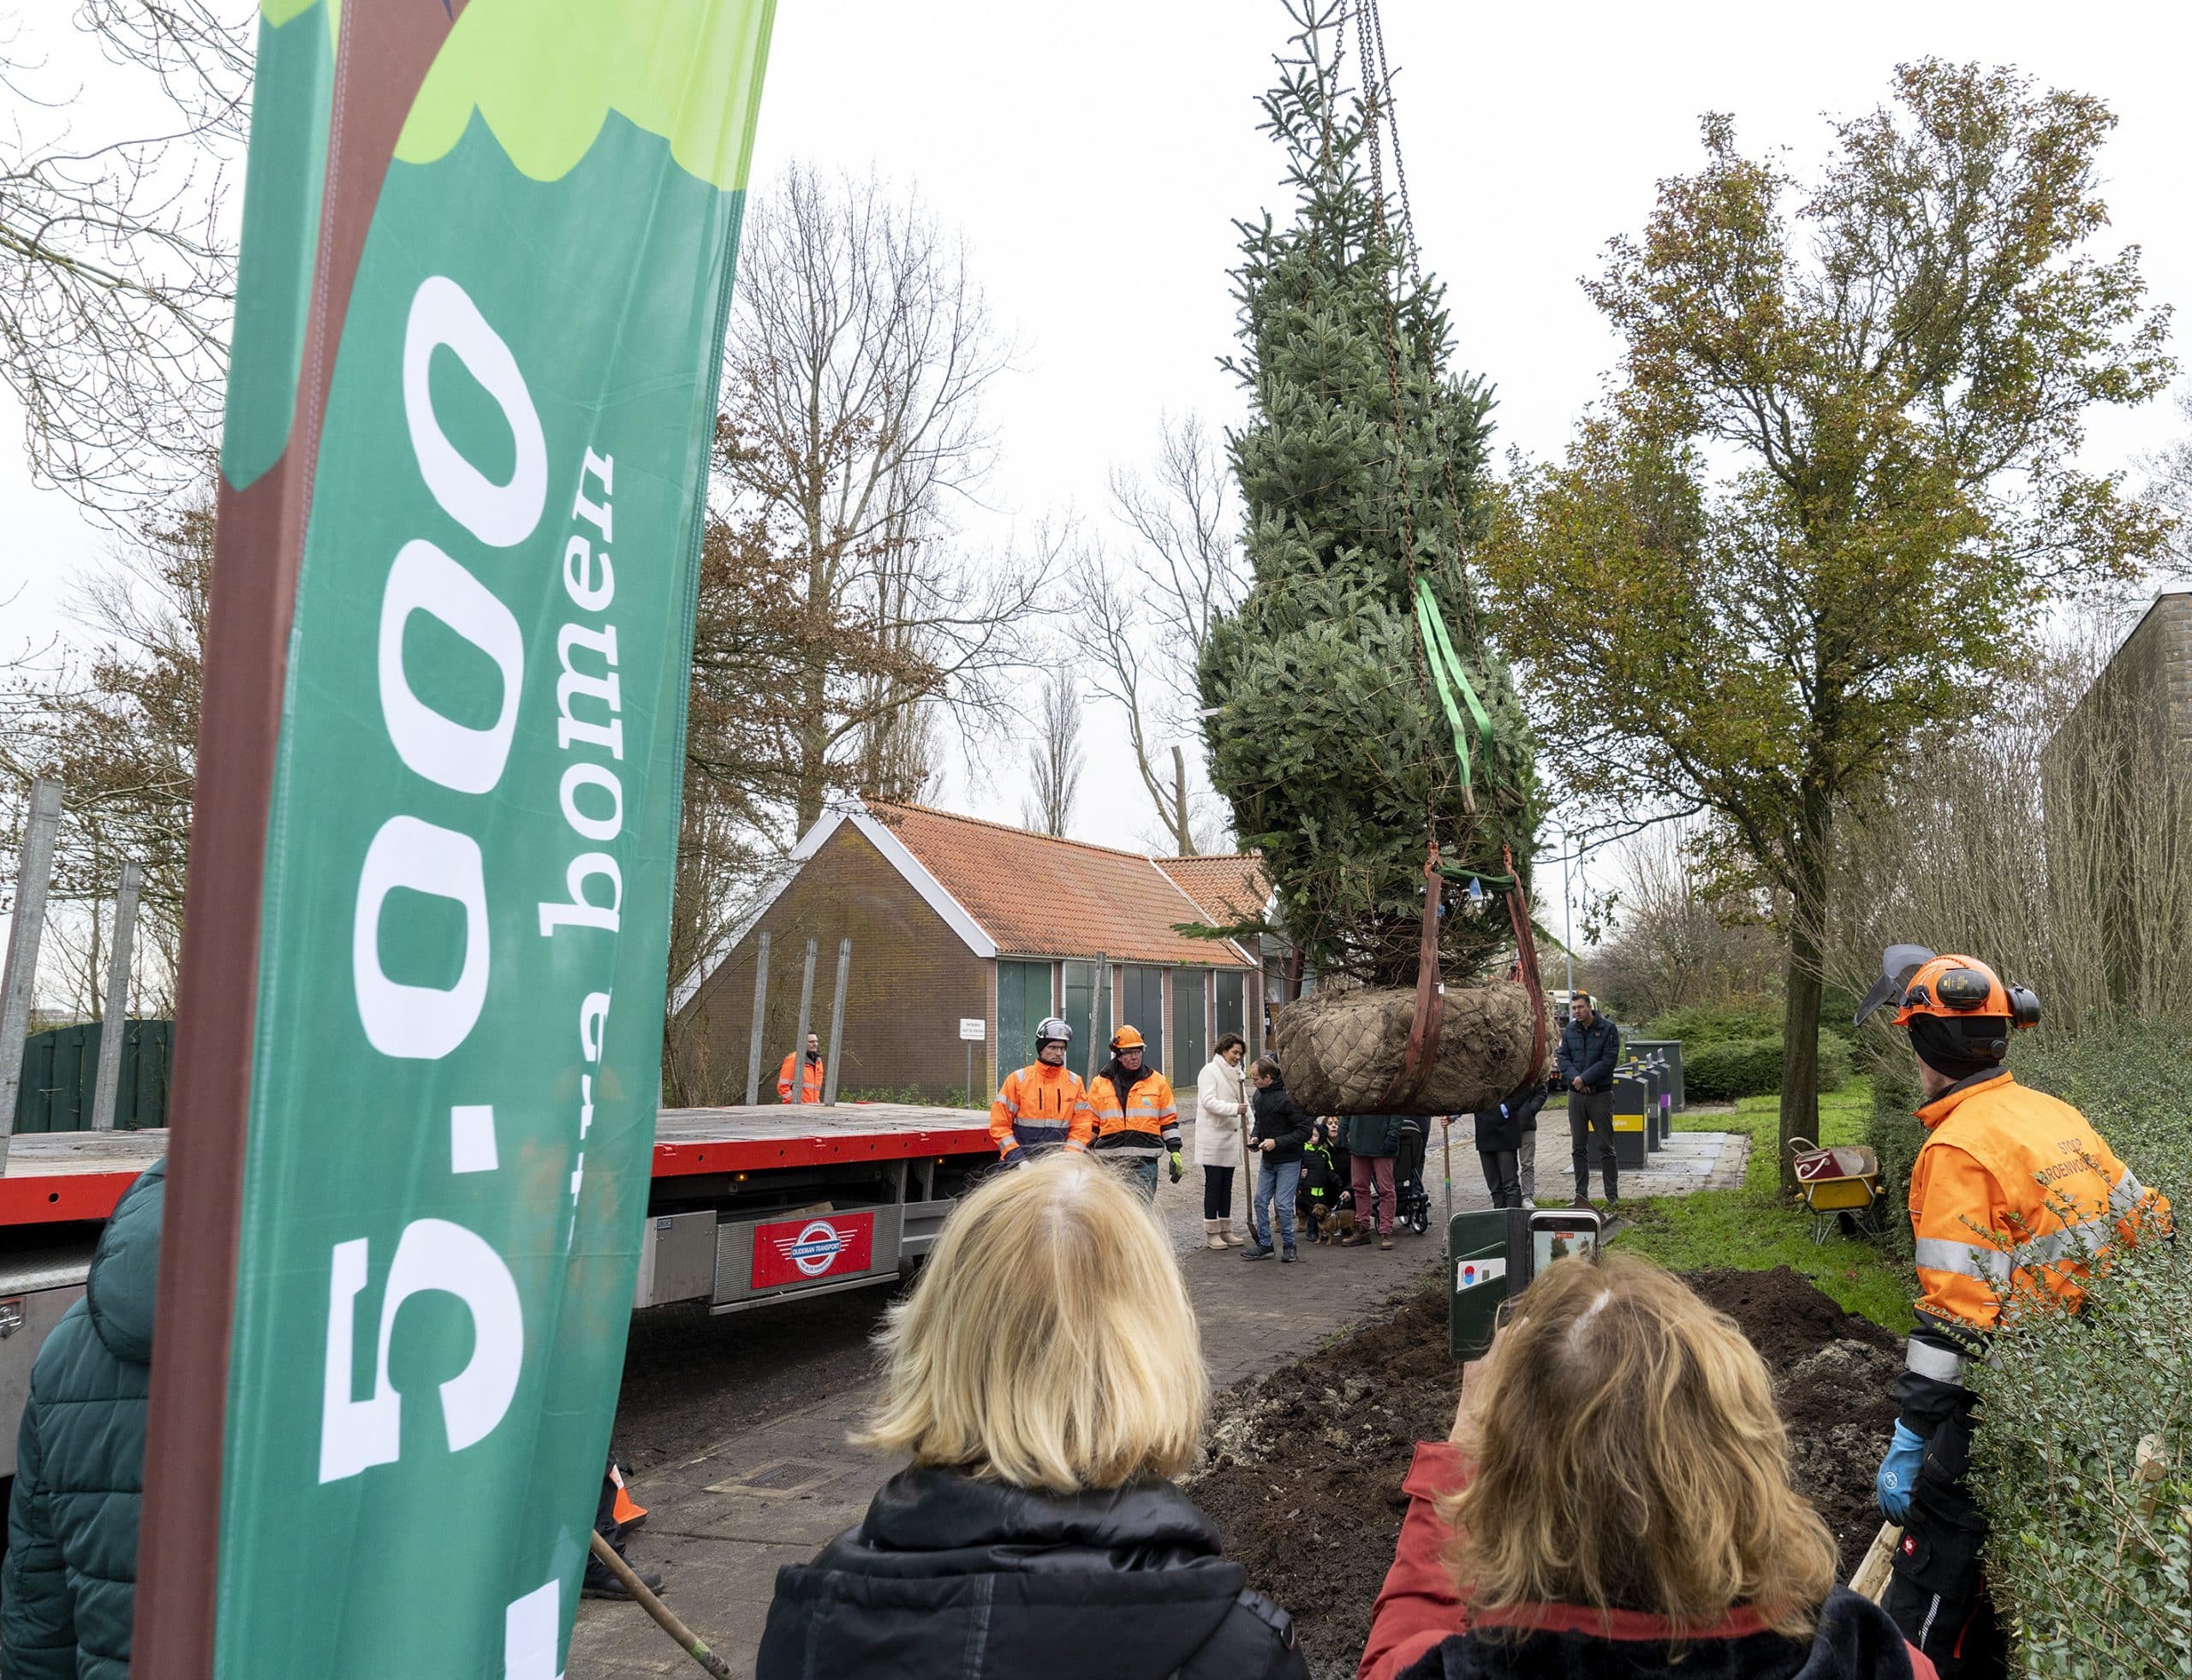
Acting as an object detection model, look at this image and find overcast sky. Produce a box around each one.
[5,0,2189,899]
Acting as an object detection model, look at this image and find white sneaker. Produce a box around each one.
[1521,1198,1537,1209]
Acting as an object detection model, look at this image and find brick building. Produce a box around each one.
[2039,591,2192,1012]
[670,801,1268,1105]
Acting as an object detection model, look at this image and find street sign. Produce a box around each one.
[136,5,778,1677]
[959,1017,986,1040]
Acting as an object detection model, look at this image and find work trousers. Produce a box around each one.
[1881,1412,2006,1678]
[1569,1088,1617,1202]
[1201,1164,1236,1219]
[1251,1159,1302,1252]
[1517,1128,1536,1201]
[1121,1156,1159,1200]
[1351,1153,1397,1235]
[1478,1149,1521,1208]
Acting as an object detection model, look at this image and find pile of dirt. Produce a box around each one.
[1188,1265,1901,1679]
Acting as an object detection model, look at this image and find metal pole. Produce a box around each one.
[1561,833,1576,997]
[90,861,144,1132]
[742,931,771,1105]
[822,938,849,1105]
[1088,952,1111,1081]
[0,778,64,1175]
[791,938,818,1104]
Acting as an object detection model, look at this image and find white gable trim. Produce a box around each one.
[669,802,997,1015]
[850,807,998,962]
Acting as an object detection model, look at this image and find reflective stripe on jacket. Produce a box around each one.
[989,1063,1090,1157]
[1084,1063,1181,1156]
[1898,1069,2171,1433]
[777,1052,825,1104]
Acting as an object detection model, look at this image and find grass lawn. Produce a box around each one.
[1610,1077,1915,1331]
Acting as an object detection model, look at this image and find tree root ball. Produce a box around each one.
[1272,984,1537,1116]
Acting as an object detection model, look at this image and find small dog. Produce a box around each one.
[1315,1206,1358,1247]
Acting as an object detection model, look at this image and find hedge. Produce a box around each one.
[1683,1034,1850,1104]
[1867,1030,2192,1678]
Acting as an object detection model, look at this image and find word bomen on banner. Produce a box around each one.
[320,272,622,1488]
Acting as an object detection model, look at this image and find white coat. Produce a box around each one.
[1193,1055,1250,1168]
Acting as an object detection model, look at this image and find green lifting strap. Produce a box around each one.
[1413,577,1494,787]
[1437,862,1515,889]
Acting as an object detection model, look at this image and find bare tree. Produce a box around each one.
[1079,414,1248,854]
[2149,390,2192,575]
[711,164,1052,835]
[1587,819,1782,1023]
[1022,670,1082,837]
[1,485,208,1004]
[1,3,247,513]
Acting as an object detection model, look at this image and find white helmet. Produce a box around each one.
[1035,1016,1072,1047]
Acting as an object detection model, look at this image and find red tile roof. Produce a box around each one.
[866,803,1254,968]
[1155,854,1272,932]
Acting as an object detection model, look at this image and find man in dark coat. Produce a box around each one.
[1474,1074,1550,1209]
[1556,994,1622,1210]
[3,1159,163,1680]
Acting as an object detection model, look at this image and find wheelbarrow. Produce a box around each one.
[1789,1139,1885,1245]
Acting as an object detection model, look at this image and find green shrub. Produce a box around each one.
[1641,998,1784,1046]
[1682,1034,1850,1103]
[1865,1028,2192,1678]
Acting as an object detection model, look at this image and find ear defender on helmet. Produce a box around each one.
[2007,985,2041,1030]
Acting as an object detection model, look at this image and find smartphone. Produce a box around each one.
[1527,1208,1603,1274]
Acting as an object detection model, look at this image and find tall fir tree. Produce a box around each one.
[1200,0,1537,989]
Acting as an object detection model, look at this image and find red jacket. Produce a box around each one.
[1360,1442,1939,1680]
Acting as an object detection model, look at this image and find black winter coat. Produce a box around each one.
[757,1464,1309,1680]
[1474,1079,1551,1155]
[1250,1081,1317,1165]
[1397,1588,1920,1680]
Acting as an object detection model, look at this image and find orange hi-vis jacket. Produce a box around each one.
[1898,1069,2170,1434]
[777,1051,825,1104]
[989,1062,1091,1159]
[1083,1063,1182,1159]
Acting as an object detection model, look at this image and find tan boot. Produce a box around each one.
[1219,1217,1247,1248]
[1204,1219,1228,1252]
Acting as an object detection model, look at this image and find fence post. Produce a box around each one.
[822,938,850,1105]
[90,861,144,1131]
[790,938,818,1104]
[742,930,771,1106]
[0,778,64,1174]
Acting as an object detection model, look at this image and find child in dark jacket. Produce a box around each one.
[1301,1117,1349,1242]
[1243,1058,1316,1261]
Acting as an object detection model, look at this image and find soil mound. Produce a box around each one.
[1188,1265,1902,1679]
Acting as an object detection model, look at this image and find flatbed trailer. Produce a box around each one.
[0,1105,996,1475]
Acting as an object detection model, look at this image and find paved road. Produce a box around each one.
[571,1116,1744,1677]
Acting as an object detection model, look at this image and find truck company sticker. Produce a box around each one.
[752,1212,877,1289]
[1455,1256,1507,1290]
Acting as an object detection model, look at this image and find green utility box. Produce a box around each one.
[1611,1071,1651,1170]
[1448,1209,1513,1360]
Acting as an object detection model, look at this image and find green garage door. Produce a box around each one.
[996,960,1052,1073]
[1171,969,1207,1083]
[1063,959,1111,1081]
[1213,971,1246,1049]
[1120,965,1164,1074]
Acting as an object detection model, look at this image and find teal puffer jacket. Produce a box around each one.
[1343,1113,1407,1159]
[3,1158,164,1680]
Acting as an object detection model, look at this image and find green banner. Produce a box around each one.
[206,3,774,1672]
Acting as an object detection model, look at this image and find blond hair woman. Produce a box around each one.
[1361,1251,1938,1680]
[757,1153,1308,1680]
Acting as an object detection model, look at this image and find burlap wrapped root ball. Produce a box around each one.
[1272,983,1536,1116]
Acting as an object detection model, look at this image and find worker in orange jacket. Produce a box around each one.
[988,1017,1090,1165]
[1855,947,2171,1677]
[777,1032,825,1104]
[1081,1025,1182,1200]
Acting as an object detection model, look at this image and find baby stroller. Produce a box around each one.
[1393,1117,1432,1236]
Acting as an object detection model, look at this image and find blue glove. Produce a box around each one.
[1877,1421,1926,1521]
